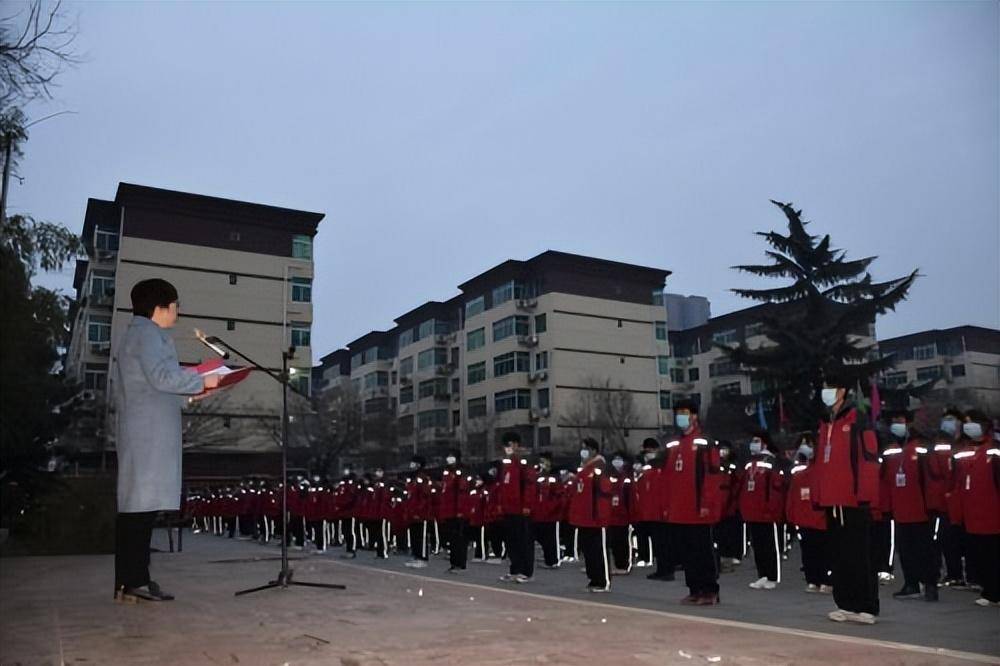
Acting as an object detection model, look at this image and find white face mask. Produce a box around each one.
[796,444,813,460]
[409,462,419,471]
[963,422,984,440]
[675,414,690,430]
[503,446,514,457]
[374,470,384,479]
[612,459,624,470]
[890,423,908,438]
[940,418,957,436]
[821,388,839,407]
[445,456,457,465]
[749,440,762,455]
[643,451,656,462]
[580,449,591,460]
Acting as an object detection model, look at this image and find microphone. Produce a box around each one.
[194,328,230,359]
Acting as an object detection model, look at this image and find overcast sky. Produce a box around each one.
[11,1,999,361]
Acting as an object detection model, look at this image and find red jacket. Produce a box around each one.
[663,430,725,525]
[568,458,612,528]
[738,455,787,523]
[631,465,664,523]
[813,406,880,508]
[723,463,741,518]
[924,440,953,514]
[608,473,632,527]
[404,474,432,523]
[531,473,565,523]
[497,456,537,516]
[881,439,931,524]
[946,442,976,524]
[786,463,826,531]
[952,444,1000,535]
[438,467,472,520]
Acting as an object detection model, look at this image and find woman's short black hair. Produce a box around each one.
[131,278,179,318]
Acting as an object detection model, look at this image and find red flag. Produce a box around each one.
[869,378,882,424]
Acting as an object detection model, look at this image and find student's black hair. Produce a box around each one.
[131,278,179,318]
[501,431,521,445]
[641,437,660,450]
[672,398,699,415]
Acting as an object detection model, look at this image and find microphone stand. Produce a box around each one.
[196,332,346,596]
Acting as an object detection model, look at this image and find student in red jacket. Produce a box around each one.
[882,410,938,602]
[714,441,744,572]
[929,408,964,586]
[404,456,432,568]
[636,438,675,582]
[439,449,472,573]
[531,452,564,569]
[786,440,831,593]
[607,451,634,574]
[739,431,787,590]
[664,399,724,605]
[497,432,537,584]
[814,381,881,625]
[953,411,1000,607]
[569,437,613,592]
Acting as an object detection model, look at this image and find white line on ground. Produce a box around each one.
[320,559,1000,665]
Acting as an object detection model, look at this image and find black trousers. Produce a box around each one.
[749,522,781,582]
[115,511,156,589]
[487,523,505,559]
[366,519,388,558]
[443,518,469,569]
[633,521,654,563]
[670,523,719,596]
[828,506,879,615]
[408,520,428,560]
[716,515,743,559]
[608,525,631,571]
[559,522,577,559]
[306,520,326,550]
[931,513,962,581]
[503,514,535,577]
[650,521,675,576]
[870,518,893,574]
[798,528,831,585]
[578,526,610,589]
[966,533,999,602]
[533,521,560,566]
[896,521,936,589]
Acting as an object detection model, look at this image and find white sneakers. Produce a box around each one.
[484,558,503,565]
[749,577,777,590]
[828,609,876,624]
[877,572,894,585]
[514,574,532,584]
[404,559,428,569]
[499,573,516,582]
[819,584,833,594]
[806,584,820,593]
[974,597,1000,607]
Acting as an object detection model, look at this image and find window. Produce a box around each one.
[227,320,236,331]
[657,356,670,375]
[291,277,312,302]
[652,289,664,306]
[493,351,529,377]
[493,317,514,342]
[87,314,111,343]
[655,321,667,341]
[495,389,531,413]
[535,351,549,371]
[468,361,486,385]
[290,372,311,397]
[418,409,448,430]
[712,382,741,398]
[292,235,313,260]
[659,390,671,410]
[362,347,377,365]
[399,329,414,348]
[468,397,487,418]
[452,410,461,427]
[916,365,943,382]
[535,313,547,334]
[745,322,765,338]
[465,296,485,319]
[418,378,448,399]
[229,273,238,285]
[351,353,363,370]
[950,364,966,378]
[885,371,908,387]
[712,329,738,346]
[709,360,740,377]
[418,347,448,370]
[493,281,515,307]
[398,415,414,436]
[399,356,413,376]
[451,376,460,394]
[537,388,550,410]
[467,328,485,351]
[364,372,388,390]
[229,231,241,242]
[670,368,685,383]
[291,323,311,347]
[400,385,414,404]
[688,368,700,382]
[90,273,114,299]
[914,343,937,361]
[351,377,361,392]
[418,320,434,340]
[95,228,119,251]
[84,368,107,390]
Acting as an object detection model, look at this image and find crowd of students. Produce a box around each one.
[186,389,1000,625]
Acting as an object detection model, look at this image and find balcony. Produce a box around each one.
[516,298,538,310]
[89,342,111,357]
[517,335,539,348]
[528,370,548,383]
[435,364,456,376]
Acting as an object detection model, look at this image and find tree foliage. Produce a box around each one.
[726,200,918,431]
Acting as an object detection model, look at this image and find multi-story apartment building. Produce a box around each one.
[877,325,1000,413]
[64,183,324,474]
[318,251,671,467]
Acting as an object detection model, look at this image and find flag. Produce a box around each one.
[778,392,788,430]
[757,399,768,430]
[869,377,882,425]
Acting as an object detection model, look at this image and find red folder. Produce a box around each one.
[184,358,253,398]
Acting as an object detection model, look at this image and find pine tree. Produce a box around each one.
[725,200,918,431]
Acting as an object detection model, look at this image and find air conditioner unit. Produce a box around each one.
[541,407,550,418]
[399,404,410,414]
[529,409,540,422]
[90,343,111,356]
[435,334,450,344]
[516,298,538,309]
[451,393,461,402]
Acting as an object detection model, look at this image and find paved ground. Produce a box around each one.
[1,530,997,666]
